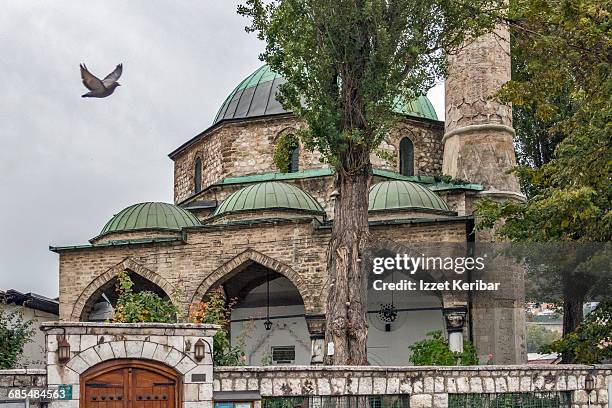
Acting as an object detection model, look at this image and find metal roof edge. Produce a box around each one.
[50,236,185,253]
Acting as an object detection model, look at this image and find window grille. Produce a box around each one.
[448,392,572,408]
[271,346,296,364]
[262,395,410,408]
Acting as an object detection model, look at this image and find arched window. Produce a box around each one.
[194,157,202,193]
[288,146,299,173]
[399,137,414,176]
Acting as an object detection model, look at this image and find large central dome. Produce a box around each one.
[213,64,438,124]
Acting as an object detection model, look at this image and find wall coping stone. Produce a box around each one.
[0,369,47,375]
[40,322,219,336]
[215,364,612,373]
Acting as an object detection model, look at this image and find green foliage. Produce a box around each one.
[526,324,561,353]
[545,301,612,363]
[273,133,299,172]
[112,270,178,323]
[189,289,246,366]
[477,0,611,242]
[409,331,478,366]
[0,304,34,369]
[476,0,611,346]
[238,0,503,173]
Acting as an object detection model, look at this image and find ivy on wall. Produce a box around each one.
[273,133,299,173]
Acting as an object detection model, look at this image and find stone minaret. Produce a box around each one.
[444,27,527,364]
[443,27,521,195]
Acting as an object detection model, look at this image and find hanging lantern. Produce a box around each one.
[264,271,272,331]
[264,319,272,331]
[58,335,71,364]
[194,339,206,361]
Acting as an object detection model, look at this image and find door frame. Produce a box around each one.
[80,359,183,408]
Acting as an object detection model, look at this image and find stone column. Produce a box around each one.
[443,306,468,353]
[443,27,522,197]
[305,315,326,365]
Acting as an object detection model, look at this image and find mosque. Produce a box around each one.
[51,30,526,367]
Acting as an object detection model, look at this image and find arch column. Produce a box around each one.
[305,314,326,364]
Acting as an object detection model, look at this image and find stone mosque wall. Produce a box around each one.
[172,115,444,204]
[57,218,468,322]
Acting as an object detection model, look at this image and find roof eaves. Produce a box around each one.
[51,236,185,253]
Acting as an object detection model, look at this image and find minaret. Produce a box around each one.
[444,27,527,364]
[443,27,521,196]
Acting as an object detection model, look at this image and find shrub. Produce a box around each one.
[0,304,34,369]
[545,301,612,363]
[189,289,246,366]
[112,270,177,323]
[409,331,478,366]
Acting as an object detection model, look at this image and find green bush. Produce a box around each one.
[409,331,478,366]
[0,304,34,369]
[189,289,246,366]
[112,270,177,323]
[545,301,612,363]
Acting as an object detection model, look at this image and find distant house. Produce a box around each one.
[0,289,59,368]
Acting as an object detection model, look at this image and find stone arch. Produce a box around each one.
[65,340,199,376]
[71,258,180,321]
[189,249,314,313]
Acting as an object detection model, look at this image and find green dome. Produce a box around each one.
[101,202,201,235]
[214,64,438,124]
[369,180,451,213]
[214,182,325,216]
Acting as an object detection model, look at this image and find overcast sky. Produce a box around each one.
[0,1,444,298]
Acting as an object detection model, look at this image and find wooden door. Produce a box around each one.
[81,360,181,408]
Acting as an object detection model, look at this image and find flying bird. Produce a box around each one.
[80,63,123,98]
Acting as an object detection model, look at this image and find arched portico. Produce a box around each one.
[71,258,180,321]
[189,249,316,314]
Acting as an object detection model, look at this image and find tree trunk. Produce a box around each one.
[324,164,371,365]
[561,293,584,363]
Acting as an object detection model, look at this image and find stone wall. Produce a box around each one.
[58,218,469,322]
[0,369,47,407]
[214,365,612,408]
[172,115,444,204]
[42,322,217,408]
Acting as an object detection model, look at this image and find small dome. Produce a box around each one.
[369,180,451,213]
[213,182,325,216]
[214,64,438,124]
[100,202,201,235]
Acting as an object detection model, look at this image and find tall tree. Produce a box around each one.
[239,0,503,364]
[477,0,611,361]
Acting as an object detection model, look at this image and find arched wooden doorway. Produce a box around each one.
[80,360,182,408]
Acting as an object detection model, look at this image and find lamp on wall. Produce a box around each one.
[194,339,207,362]
[57,328,71,364]
[584,373,595,392]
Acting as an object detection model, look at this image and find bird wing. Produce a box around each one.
[102,63,123,87]
[80,64,104,91]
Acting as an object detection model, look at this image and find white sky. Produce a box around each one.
[0,0,444,297]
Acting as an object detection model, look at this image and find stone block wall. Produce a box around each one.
[214,365,612,408]
[42,322,217,408]
[58,218,469,322]
[0,369,47,407]
[172,114,444,204]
